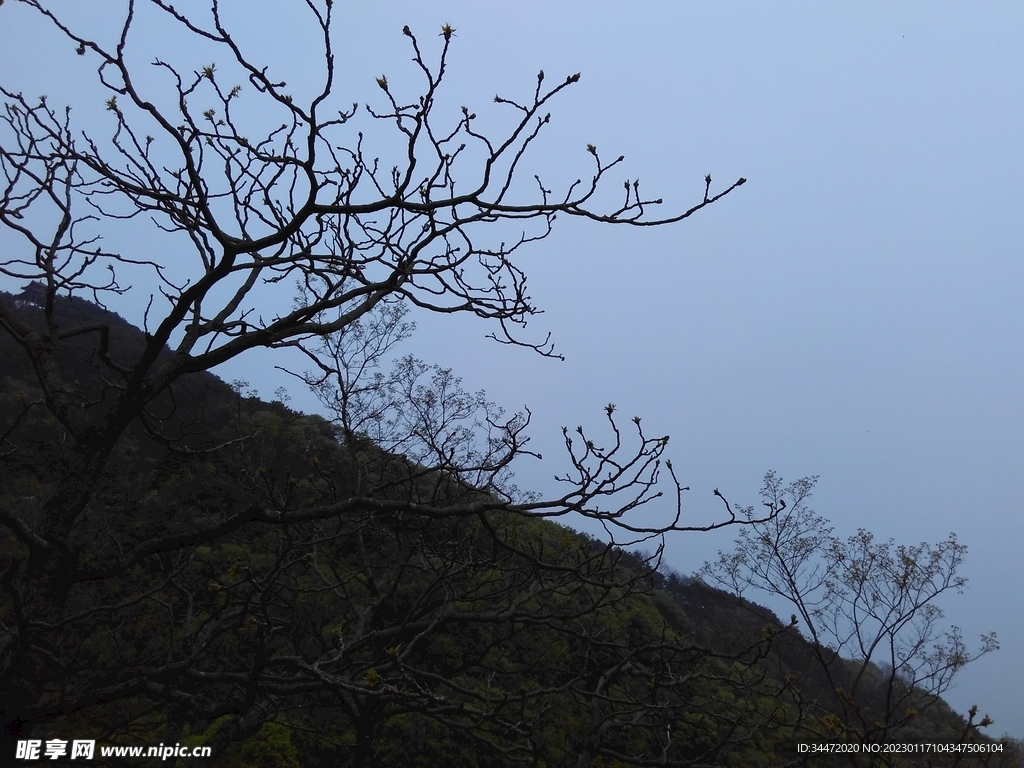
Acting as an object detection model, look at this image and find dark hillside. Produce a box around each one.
[0,292,1014,767]
[0,287,238,433]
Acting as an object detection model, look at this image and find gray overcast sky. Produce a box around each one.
[2,0,1022,737]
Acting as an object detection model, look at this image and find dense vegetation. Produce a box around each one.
[0,4,1014,764]
[0,291,1015,767]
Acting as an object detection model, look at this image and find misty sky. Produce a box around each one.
[1,1,1022,737]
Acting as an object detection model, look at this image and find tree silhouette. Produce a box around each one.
[0,2,764,764]
[703,472,999,766]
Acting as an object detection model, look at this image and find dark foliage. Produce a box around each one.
[0,293,1014,767]
[0,3,1012,765]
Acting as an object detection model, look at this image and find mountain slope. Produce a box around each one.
[0,290,1013,767]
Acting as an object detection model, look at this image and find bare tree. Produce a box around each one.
[0,1,757,764]
[703,472,999,765]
